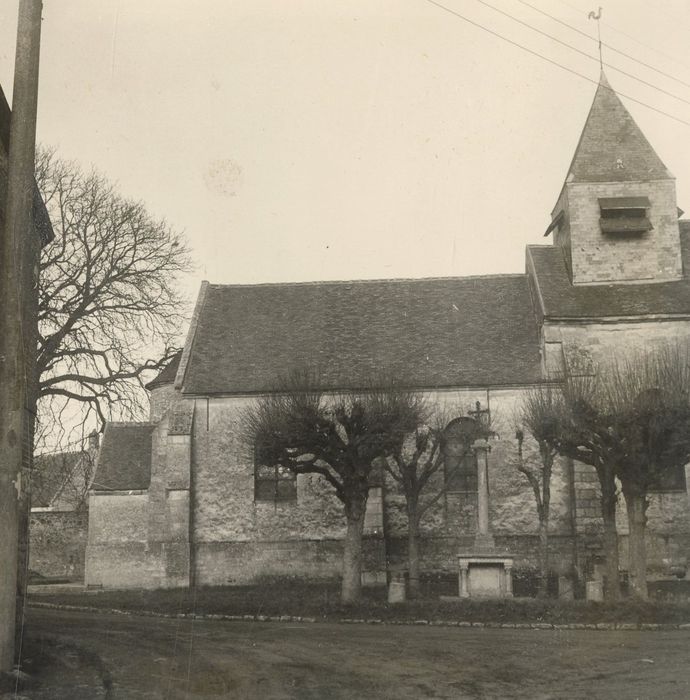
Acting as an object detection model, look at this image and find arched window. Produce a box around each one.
[443,417,478,494]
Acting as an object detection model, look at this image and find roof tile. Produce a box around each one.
[565,72,671,184]
[91,423,155,491]
[145,350,182,390]
[180,275,543,394]
[529,224,690,319]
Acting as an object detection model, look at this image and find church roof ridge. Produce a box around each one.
[205,272,527,290]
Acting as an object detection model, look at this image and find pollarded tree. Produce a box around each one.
[384,411,488,597]
[242,371,427,603]
[34,147,192,446]
[515,385,560,598]
[532,374,622,600]
[598,347,690,599]
[534,348,690,600]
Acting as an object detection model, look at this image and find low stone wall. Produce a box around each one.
[385,534,578,576]
[194,536,386,586]
[85,542,167,589]
[29,509,88,580]
[195,540,342,585]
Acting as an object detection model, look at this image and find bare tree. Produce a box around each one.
[598,348,690,599]
[384,411,487,597]
[242,370,427,603]
[31,447,95,510]
[527,348,690,600]
[525,375,622,600]
[34,147,192,445]
[515,386,560,598]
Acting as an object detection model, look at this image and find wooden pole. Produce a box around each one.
[0,0,43,672]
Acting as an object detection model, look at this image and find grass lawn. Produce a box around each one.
[29,578,690,625]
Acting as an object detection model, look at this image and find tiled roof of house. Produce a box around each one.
[0,84,54,245]
[564,72,671,184]
[32,451,90,509]
[528,224,690,319]
[145,350,182,390]
[91,423,156,491]
[178,275,543,395]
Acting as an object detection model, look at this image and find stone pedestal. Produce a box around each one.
[456,439,514,598]
[458,554,514,598]
[586,580,603,601]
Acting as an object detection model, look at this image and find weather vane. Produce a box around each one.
[588,6,603,70]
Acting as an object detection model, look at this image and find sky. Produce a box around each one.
[2,0,690,312]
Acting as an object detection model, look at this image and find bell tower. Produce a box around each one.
[546,72,683,286]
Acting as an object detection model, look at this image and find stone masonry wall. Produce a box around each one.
[149,383,178,423]
[29,509,88,580]
[544,319,690,580]
[189,389,575,584]
[191,396,349,585]
[552,186,573,276]
[544,320,690,373]
[382,387,576,574]
[85,395,195,590]
[565,179,682,285]
[147,405,193,588]
[85,492,164,588]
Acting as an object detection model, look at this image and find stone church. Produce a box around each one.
[84,74,690,591]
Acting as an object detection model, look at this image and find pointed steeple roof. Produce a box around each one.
[565,72,672,183]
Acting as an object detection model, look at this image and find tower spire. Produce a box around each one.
[565,73,671,184]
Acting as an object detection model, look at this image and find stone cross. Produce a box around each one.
[472,438,494,550]
[468,401,494,549]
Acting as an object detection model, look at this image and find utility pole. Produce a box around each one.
[0,0,43,672]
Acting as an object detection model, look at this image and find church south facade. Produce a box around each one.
[84,74,690,591]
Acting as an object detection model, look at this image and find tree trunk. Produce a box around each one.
[341,510,365,603]
[408,515,421,598]
[600,494,621,601]
[624,488,648,600]
[537,516,549,598]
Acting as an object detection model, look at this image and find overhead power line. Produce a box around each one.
[514,0,690,90]
[473,0,690,107]
[551,0,690,72]
[605,26,690,74]
[422,0,690,128]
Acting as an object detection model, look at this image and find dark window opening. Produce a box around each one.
[599,196,652,235]
[443,417,478,493]
[444,451,478,493]
[254,444,297,503]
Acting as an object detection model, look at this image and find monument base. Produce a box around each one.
[458,552,514,598]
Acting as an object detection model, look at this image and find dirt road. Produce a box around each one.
[20,608,690,699]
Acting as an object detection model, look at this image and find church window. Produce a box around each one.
[254,444,297,503]
[599,196,652,234]
[442,417,478,493]
[544,341,565,378]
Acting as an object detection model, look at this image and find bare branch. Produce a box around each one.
[34,147,193,446]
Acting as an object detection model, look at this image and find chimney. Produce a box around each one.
[88,430,100,452]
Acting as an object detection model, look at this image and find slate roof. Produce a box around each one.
[91,423,155,491]
[528,224,690,320]
[0,84,54,245]
[145,350,182,390]
[178,275,544,395]
[564,72,671,184]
